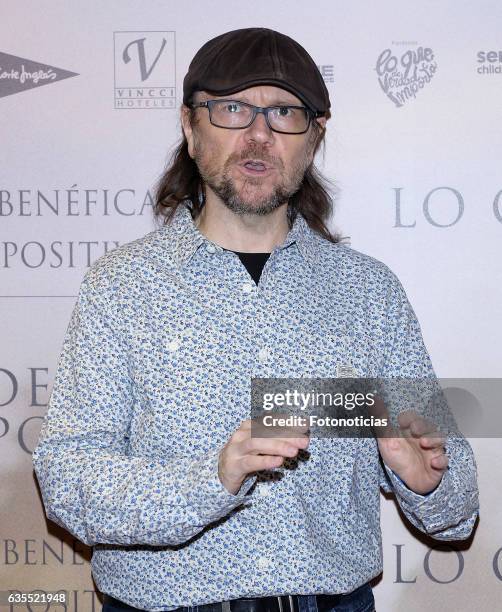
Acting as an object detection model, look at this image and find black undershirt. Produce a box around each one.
[223,249,272,285]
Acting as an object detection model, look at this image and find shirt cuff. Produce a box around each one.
[383,462,447,502]
[182,448,256,522]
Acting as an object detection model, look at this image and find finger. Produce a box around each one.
[419,434,446,449]
[430,454,449,470]
[397,410,421,430]
[409,417,437,438]
[241,454,284,473]
[398,412,440,442]
[250,423,310,446]
[368,395,399,439]
[368,394,389,420]
[240,417,310,436]
[257,426,311,440]
[241,436,307,457]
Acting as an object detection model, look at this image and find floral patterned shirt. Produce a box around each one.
[33,202,479,611]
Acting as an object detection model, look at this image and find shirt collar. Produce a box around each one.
[159,200,320,268]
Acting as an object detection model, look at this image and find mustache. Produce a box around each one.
[227,150,282,169]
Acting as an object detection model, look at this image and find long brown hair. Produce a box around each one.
[153,107,339,243]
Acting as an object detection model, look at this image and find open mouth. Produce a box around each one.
[239,160,274,175]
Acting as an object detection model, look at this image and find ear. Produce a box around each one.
[316,116,327,130]
[307,116,326,161]
[181,105,196,159]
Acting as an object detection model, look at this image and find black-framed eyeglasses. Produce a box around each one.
[191,99,324,135]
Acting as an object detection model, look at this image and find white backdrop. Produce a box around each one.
[1,1,501,610]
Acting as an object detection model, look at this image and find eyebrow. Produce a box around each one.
[198,94,302,106]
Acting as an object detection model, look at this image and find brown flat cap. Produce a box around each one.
[183,27,331,114]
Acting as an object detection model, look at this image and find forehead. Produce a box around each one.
[196,85,303,106]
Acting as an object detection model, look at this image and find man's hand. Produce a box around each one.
[376,408,449,495]
[218,418,310,495]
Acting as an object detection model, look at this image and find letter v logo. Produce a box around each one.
[122,37,167,81]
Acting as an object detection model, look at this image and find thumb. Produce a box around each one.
[368,394,399,440]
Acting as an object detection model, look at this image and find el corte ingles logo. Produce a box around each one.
[0,52,78,99]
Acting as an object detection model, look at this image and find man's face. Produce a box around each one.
[181,85,326,216]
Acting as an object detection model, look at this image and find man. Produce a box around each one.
[33,28,479,612]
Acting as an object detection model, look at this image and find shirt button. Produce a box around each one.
[241,282,254,294]
[205,243,216,254]
[257,556,272,570]
[258,486,270,497]
[167,338,181,352]
[258,348,269,362]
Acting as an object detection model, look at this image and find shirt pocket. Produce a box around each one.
[293,321,376,378]
[340,323,378,376]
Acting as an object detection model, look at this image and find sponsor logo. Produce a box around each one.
[114,31,176,109]
[316,64,334,83]
[476,50,502,75]
[376,43,437,107]
[0,52,78,100]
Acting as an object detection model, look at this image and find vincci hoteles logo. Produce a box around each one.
[113,31,176,109]
[0,52,78,100]
[375,42,437,108]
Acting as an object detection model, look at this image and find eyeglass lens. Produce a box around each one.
[209,101,309,133]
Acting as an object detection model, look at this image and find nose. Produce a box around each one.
[244,109,274,145]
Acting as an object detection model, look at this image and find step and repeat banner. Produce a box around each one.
[1,1,500,610]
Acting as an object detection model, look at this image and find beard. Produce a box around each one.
[194,145,310,216]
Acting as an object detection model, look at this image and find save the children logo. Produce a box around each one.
[375,43,437,108]
[0,52,78,100]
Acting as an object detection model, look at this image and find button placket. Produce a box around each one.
[257,484,271,497]
[258,347,270,362]
[257,555,273,570]
[256,250,276,289]
[166,338,181,352]
[241,281,254,294]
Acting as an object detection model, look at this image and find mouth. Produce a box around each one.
[238,159,275,176]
